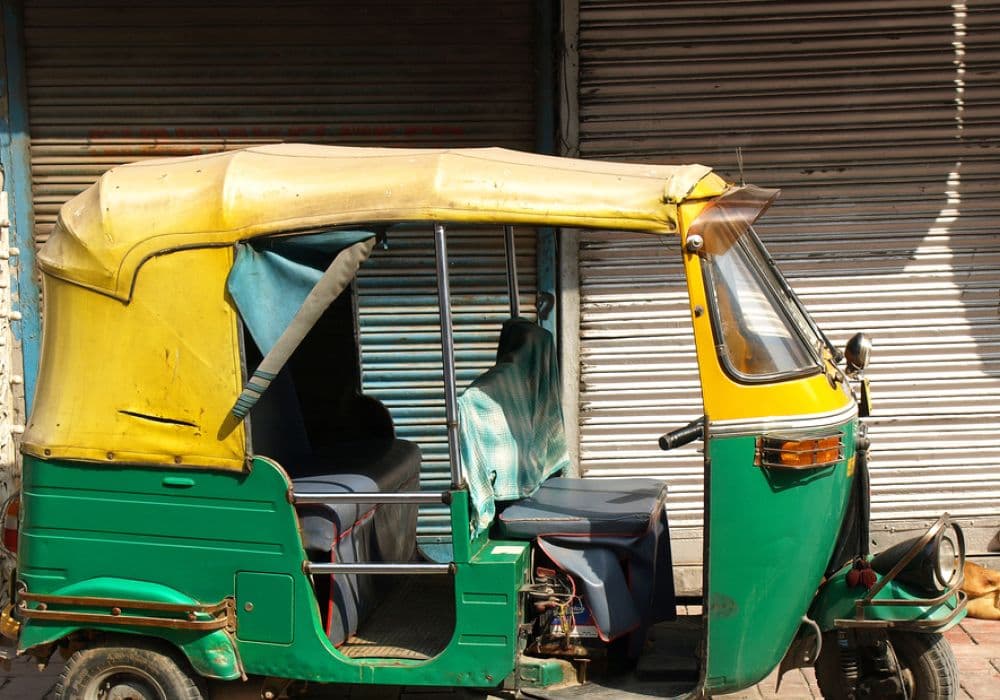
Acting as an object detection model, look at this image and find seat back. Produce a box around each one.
[458,318,570,534]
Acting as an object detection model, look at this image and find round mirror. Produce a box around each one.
[844,332,872,374]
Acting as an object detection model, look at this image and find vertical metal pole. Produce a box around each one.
[556,0,581,476]
[434,223,463,488]
[503,225,521,317]
[534,0,558,335]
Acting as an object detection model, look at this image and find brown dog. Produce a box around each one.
[963,561,1000,620]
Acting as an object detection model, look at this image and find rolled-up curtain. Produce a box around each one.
[226,231,376,419]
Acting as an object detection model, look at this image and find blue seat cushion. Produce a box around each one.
[291,438,421,552]
[290,438,421,647]
[494,477,668,539]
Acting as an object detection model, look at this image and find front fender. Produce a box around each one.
[811,562,966,633]
[18,577,241,681]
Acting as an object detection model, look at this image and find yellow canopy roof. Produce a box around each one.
[40,144,725,300]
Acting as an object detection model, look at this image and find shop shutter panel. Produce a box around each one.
[577,0,1000,558]
[23,0,537,539]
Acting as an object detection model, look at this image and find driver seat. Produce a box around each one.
[494,476,667,540]
[458,318,675,648]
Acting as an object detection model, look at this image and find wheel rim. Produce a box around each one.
[84,666,167,700]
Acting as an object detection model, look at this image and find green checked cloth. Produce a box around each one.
[458,318,571,535]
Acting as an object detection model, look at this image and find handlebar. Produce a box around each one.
[658,416,705,451]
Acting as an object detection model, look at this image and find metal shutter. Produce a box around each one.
[576,0,1000,558]
[358,227,537,539]
[23,0,538,538]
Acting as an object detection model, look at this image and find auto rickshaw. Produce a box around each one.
[0,144,966,699]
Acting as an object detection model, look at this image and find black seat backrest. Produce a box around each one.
[246,286,394,476]
[249,367,312,467]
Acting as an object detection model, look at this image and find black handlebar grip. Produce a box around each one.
[658,416,705,451]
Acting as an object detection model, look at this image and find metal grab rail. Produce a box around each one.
[291,491,451,506]
[305,562,455,576]
[434,222,464,490]
[503,224,521,317]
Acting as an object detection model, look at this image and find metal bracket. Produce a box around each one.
[835,515,968,631]
[17,592,236,633]
[776,615,822,692]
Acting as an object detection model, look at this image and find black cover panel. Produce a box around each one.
[495,477,667,538]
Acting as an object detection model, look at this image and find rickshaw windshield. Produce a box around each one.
[692,186,824,381]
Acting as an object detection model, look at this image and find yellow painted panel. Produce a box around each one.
[678,201,854,422]
[23,247,246,470]
[39,145,727,300]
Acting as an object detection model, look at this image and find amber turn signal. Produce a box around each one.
[758,433,843,470]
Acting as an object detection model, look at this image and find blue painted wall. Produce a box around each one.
[0,1,40,412]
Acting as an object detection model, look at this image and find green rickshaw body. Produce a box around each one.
[6,145,965,698]
[702,416,855,693]
[18,456,528,687]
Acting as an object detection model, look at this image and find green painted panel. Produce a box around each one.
[704,420,855,694]
[15,576,242,680]
[811,560,967,632]
[236,572,294,644]
[516,656,567,688]
[19,456,526,688]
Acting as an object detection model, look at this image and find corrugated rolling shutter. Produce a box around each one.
[358,228,537,538]
[23,1,538,538]
[576,0,1000,557]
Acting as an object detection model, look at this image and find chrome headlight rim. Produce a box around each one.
[932,520,965,591]
[869,514,966,596]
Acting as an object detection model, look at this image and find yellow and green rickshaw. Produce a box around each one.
[1,145,966,699]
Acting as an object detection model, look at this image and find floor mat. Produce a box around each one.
[338,575,456,660]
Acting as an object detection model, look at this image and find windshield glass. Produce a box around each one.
[741,228,826,359]
[691,186,823,381]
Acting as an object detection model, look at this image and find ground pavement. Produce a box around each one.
[1,618,996,698]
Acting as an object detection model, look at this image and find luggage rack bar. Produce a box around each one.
[292,491,451,505]
[305,562,455,575]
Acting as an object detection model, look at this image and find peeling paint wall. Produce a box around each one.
[0,183,22,606]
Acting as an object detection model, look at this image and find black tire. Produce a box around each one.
[890,631,959,700]
[53,637,206,700]
[816,630,958,700]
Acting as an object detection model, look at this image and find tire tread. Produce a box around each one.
[52,636,205,700]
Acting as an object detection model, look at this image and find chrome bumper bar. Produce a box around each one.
[835,514,967,631]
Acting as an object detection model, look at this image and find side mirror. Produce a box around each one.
[844,332,872,375]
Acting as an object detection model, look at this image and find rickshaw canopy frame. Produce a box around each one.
[39,144,724,301]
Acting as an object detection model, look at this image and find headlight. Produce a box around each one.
[934,524,963,589]
[870,517,965,596]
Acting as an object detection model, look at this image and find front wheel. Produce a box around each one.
[53,637,206,700]
[815,630,958,699]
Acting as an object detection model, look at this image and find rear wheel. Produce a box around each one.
[53,638,206,700]
[815,630,958,699]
